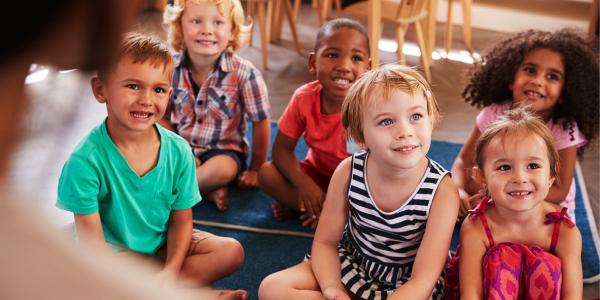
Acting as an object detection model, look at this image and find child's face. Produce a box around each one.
[361,88,432,170]
[309,27,370,104]
[510,48,564,120]
[181,0,233,58]
[92,57,172,134]
[474,131,554,214]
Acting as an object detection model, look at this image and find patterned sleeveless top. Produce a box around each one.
[338,151,449,300]
[445,197,575,300]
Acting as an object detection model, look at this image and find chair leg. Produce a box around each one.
[395,25,407,65]
[257,1,269,69]
[293,0,301,24]
[334,0,342,17]
[414,21,431,82]
[247,0,254,47]
[461,0,472,52]
[315,0,324,25]
[445,0,453,57]
[283,0,302,55]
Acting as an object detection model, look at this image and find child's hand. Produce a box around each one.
[298,180,325,228]
[237,170,259,189]
[322,286,351,300]
[459,192,484,219]
[195,157,201,168]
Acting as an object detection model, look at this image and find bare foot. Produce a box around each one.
[206,186,229,211]
[271,202,298,221]
[217,289,248,300]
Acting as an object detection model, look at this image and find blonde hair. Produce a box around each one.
[342,64,439,144]
[475,106,560,177]
[98,32,174,81]
[163,0,251,53]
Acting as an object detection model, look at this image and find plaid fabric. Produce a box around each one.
[169,51,270,158]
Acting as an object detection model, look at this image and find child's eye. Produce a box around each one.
[126,84,139,90]
[214,20,224,25]
[496,164,511,171]
[324,53,338,59]
[409,113,422,121]
[523,66,536,75]
[191,19,201,24]
[547,73,561,81]
[527,163,541,170]
[379,118,394,126]
[351,55,364,62]
[154,87,166,94]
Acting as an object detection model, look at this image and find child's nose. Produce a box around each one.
[394,120,413,139]
[512,169,528,183]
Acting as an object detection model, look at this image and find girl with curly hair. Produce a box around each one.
[451,28,599,220]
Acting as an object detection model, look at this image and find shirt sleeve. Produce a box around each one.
[241,65,271,122]
[475,105,498,132]
[277,89,306,139]
[550,120,587,150]
[56,155,100,215]
[171,142,202,210]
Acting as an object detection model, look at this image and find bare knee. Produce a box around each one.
[258,272,284,300]
[218,237,245,272]
[258,161,277,188]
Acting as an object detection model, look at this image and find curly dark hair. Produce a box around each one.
[462,29,599,153]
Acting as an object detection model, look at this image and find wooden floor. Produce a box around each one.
[11,4,598,298]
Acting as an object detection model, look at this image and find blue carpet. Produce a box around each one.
[192,122,600,297]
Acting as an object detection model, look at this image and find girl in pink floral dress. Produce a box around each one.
[445,107,582,299]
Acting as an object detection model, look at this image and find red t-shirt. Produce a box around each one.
[277,81,350,178]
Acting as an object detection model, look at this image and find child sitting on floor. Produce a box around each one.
[259,64,460,299]
[445,107,582,299]
[57,32,246,299]
[258,18,370,229]
[162,0,271,211]
[451,29,599,219]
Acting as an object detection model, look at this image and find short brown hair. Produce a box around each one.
[163,0,251,53]
[475,106,560,177]
[342,64,439,144]
[98,32,173,81]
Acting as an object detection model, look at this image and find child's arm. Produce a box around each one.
[545,146,577,205]
[238,119,270,189]
[555,222,583,299]
[389,176,460,299]
[457,215,487,299]
[451,126,483,215]
[159,208,193,285]
[272,131,325,227]
[312,158,351,297]
[74,213,110,254]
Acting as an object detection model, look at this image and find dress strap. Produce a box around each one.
[545,207,575,253]
[467,196,494,247]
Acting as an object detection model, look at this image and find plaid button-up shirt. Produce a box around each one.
[169,51,270,158]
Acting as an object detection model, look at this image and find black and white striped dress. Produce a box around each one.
[338,151,447,300]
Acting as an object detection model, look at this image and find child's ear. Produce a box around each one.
[367,58,372,70]
[90,77,107,104]
[471,166,485,187]
[308,52,316,74]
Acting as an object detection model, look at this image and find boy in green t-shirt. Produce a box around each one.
[57,32,246,298]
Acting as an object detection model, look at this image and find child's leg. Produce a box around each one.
[258,161,301,220]
[197,154,239,211]
[258,261,322,300]
[179,230,245,286]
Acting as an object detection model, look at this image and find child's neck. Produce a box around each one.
[187,51,220,84]
[320,93,342,115]
[106,121,161,177]
[491,202,545,228]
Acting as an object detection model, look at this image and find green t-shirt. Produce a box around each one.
[57,120,201,254]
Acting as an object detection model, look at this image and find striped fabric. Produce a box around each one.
[338,151,447,299]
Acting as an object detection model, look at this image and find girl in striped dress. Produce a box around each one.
[259,64,460,300]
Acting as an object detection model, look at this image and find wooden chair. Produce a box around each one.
[246,0,302,69]
[444,0,473,55]
[292,0,342,26]
[344,0,431,81]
